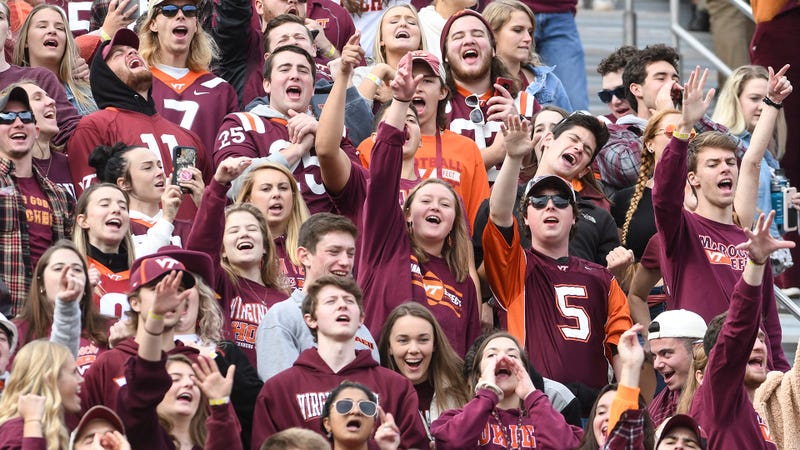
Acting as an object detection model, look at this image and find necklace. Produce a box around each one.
[490,407,525,449]
[33,142,53,179]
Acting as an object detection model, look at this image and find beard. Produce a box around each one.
[448,53,492,85]
[118,68,153,94]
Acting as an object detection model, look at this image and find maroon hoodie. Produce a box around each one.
[251,348,430,450]
[80,337,198,413]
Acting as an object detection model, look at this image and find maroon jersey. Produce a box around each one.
[213,111,361,214]
[250,348,430,450]
[274,235,305,291]
[482,221,632,390]
[186,180,289,366]
[151,68,238,153]
[358,123,481,357]
[689,280,778,450]
[653,137,789,371]
[33,151,76,200]
[307,0,358,63]
[87,258,130,320]
[66,108,213,220]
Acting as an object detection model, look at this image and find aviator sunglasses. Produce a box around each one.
[528,194,571,210]
[158,4,199,18]
[334,399,378,417]
[597,86,627,103]
[0,111,35,125]
[464,94,485,124]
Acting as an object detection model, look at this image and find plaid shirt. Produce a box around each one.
[596,115,747,193]
[0,157,74,316]
[603,409,646,450]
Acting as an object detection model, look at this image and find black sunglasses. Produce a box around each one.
[0,111,35,125]
[158,4,198,18]
[528,194,571,210]
[334,399,378,417]
[597,86,627,103]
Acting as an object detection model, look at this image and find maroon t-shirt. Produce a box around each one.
[358,123,481,357]
[274,234,305,291]
[17,176,53,268]
[213,111,361,214]
[33,151,75,200]
[307,0,358,64]
[13,319,109,376]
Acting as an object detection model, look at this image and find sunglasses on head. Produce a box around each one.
[334,399,378,417]
[158,4,198,18]
[597,86,627,103]
[0,111,35,125]
[465,94,485,124]
[528,194,571,210]
[656,123,697,140]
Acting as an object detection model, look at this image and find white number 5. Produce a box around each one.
[554,285,591,342]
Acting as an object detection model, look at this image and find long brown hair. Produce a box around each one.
[221,203,287,291]
[159,355,208,447]
[73,183,135,267]
[378,303,471,411]
[403,179,471,283]
[18,240,110,347]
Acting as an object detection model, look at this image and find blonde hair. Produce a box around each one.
[372,4,425,65]
[712,65,786,159]
[195,277,223,344]
[235,163,309,269]
[676,344,707,414]
[13,5,95,113]
[484,0,537,66]
[138,4,218,72]
[0,340,73,450]
[222,203,287,291]
[73,183,135,268]
[403,179,471,283]
[620,109,680,245]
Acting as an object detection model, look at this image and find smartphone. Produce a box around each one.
[784,186,798,233]
[671,83,683,107]
[121,0,141,21]
[171,146,197,194]
[494,77,514,97]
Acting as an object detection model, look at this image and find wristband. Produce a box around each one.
[148,310,164,321]
[144,327,162,336]
[366,73,383,87]
[393,96,413,103]
[748,258,767,266]
[209,396,230,406]
[763,96,783,109]
[672,129,692,140]
[475,380,504,401]
[100,28,112,41]
[24,419,42,423]
[325,46,336,59]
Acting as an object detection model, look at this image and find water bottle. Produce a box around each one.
[771,173,784,229]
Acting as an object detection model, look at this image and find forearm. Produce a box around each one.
[489,155,523,227]
[735,105,779,229]
[51,298,81,358]
[481,138,507,169]
[317,71,350,159]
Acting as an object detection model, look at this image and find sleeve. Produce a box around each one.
[211,0,255,104]
[550,76,574,112]
[342,86,375,147]
[430,390,496,449]
[133,217,175,258]
[607,384,641,439]
[66,117,104,197]
[762,281,790,372]
[50,298,81,358]
[595,125,643,191]
[21,437,47,450]
[470,199,491,267]
[204,403,244,450]
[117,354,174,450]
[602,409,646,450]
[213,113,263,167]
[186,179,228,289]
[255,306,301,381]
[481,219,526,310]
[394,381,432,450]
[652,137,691,256]
[523,390,584,448]
[604,278,632,358]
[215,341,263,449]
[464,143,491,230]
[250,385,282,450]
[79,352,109,411]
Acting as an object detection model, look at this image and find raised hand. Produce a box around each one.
[338,32,363,76]
[618,324,645,368]
[17,394,45,422]
[97,430,132,450]
[680,66,715,129]
[508,356,536,401]
[161,185,183,223]
[375,407,401,450]
[178,166,205,209]
[101,0,135,37]
[486,83,517,123]
[736,211,796,264]
[501,114,533,159]
[214,157,252,184]
[389,60,423,102]
[191,355,236,401]
[605,246,635,280]
[151,271,191,317]
[767,64,792,104]
[56,264,86,303]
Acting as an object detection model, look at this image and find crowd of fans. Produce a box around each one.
[0,0,798,449]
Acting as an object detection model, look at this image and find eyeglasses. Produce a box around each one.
[0,111,35,125]
[464,94,484,124]
[528,194,571,210]
[158,4,198,18]
[334,399,378,417]
[597,86,627,103]
[655,123,696,140]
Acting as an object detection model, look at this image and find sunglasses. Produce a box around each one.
[528,194,571,210]
[465,94,484,124]
[597,86,627,103]
[0,111,35,125]
[334,399,378,417]
[158,4,198,18]
[656,123,696,140]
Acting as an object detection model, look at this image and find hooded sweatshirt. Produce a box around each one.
[251,348,430,450]
[66,41,212,220]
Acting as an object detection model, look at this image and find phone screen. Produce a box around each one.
[171,146,197,193]
[784,187,798,232]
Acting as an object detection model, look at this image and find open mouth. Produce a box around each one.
[177,392,194,402]
[154,180,165,188]
[748,356,764,369]
[287,7,298,15]
[395,30,411,39]
[543,216,559,224]
[173,26,189,38]
[43,109,55,120]
[425,215,441,224]
[462,49,479,63]
[405,358,422,369]
[662,370,674,384]
[106,218,122,229]
[10,132,27,142]
[562,153,576,165]
[128,58,144,69]
[286,86,302,100]
[268,204,284,214]
[236,241,254,250]
[411,97,426,115]
[335,314,351,323]
[346,419,362,431]
[44,38,59,48]
[718,179,733,192]
[330,270,349,277]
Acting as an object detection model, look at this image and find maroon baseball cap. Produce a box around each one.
[69,406,126,449]
[101,28,140,60]
[399,50,445,84]
[656,414,707,449]
[440,9,496,59]
[129,250,201,291]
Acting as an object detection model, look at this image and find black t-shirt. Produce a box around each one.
[611,186,656,261]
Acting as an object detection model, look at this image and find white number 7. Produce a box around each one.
[554,285,591,342]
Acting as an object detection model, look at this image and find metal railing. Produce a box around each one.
[776,286,800,322]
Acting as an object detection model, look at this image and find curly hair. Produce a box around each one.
[622,44,680,113]
[597,45,639,76]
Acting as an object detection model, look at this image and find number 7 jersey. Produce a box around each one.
[482,219,632,390]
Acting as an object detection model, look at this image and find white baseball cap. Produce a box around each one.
[0,312,18,355]
[648,309,707,341]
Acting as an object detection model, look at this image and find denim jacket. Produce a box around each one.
[524,64,573,111]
